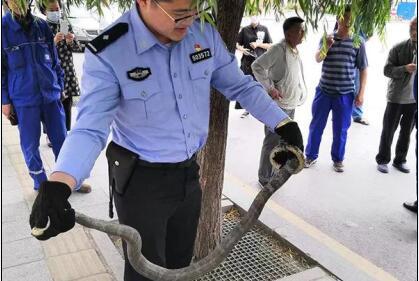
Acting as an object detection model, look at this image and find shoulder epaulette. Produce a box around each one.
[86,22,129,54]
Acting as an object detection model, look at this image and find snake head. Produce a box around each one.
[269,144,305,174]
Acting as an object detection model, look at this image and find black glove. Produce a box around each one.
[29,181,75,240]
[273,121,304,166]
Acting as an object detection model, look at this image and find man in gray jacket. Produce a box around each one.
[252,17,307,186]
[376,17,417,174]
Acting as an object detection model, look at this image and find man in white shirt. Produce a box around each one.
[252,16,307,186]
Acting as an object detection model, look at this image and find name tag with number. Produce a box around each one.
[190,48,212,64]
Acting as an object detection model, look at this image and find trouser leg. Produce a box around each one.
[61,96,73,131]
[114,162,201,281]
[352,69,363,119]
[14,105,47,189]
[258,109,295,184]
[41,100,67,160]
[394,103,416,164]
[376,102,402,164]
[331,94,354,162]
[166,162,202,268]
[305,87,332,160]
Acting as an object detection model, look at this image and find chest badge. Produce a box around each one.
[127,67,151,81]
[190,45,212,64]
[194,43,202,52]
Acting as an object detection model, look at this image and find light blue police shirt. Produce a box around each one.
[54,6,288,186]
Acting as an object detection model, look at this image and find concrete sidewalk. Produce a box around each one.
[1,107,414,281]
[1,117,116,281]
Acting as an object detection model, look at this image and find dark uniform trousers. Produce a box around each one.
[114,158,202,281]
[376,102,417,165]
[61,96,73,131]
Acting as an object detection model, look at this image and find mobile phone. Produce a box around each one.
[60,20,69,35]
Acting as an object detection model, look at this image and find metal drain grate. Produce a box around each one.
[195,209,314,281]
[108,208,316,281]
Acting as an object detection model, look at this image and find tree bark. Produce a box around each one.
[194,0,246,260]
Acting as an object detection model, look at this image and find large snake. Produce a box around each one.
[34,145,304,281]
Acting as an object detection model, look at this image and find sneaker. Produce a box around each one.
[46,136,53,148]
[333,161,344,173]
[76,183,92,193]
[392,163,410,173]
[403,201,418,213]
[353,117,369,125]
[240,111,249,118]
[304,158,317,168]
[377,164,389,173]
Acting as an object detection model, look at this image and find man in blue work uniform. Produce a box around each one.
[29,1,304,280]
[304,6,368,172]
[1,0,67,190]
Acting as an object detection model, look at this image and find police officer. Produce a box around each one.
[29,1,304,280]
[1,0,67,190]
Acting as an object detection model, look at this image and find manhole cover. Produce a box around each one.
[109,208,317,281]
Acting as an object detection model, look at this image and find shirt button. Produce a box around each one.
[141,91,147,98]
[187,133,191,138]
[183,114,188,119]
[204,69,209,76]
[173,73,177,78]
[178,94,183,99]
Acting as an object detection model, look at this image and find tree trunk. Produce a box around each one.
[194,0,246,260]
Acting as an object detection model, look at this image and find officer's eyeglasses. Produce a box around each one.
[152,0,211,27]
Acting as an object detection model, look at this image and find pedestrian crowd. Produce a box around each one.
[1,1,417,280]
[236,10,417,212]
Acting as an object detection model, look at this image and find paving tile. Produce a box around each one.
[5,144,23,154]
[9,154,26,166]
[2,237,44,268]
[47,249,107,281]
[2,201,30,223]
[76,202,118,222]
[42,227,92,257]
[69,190,109,209]
[2,189,24,205]
[13,163,30,175]
[2,220,32,243]
[2,260,53,281]
[76,273,114,281]
[89,229,124,281]
[2,136,20,146]
[2,164,17,178]
[1,175,21,192]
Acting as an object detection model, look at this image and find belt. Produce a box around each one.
[137,154,197,169]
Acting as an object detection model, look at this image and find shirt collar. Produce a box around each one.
[129,4,164,55]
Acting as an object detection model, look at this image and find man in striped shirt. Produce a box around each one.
[305,6,368,172]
